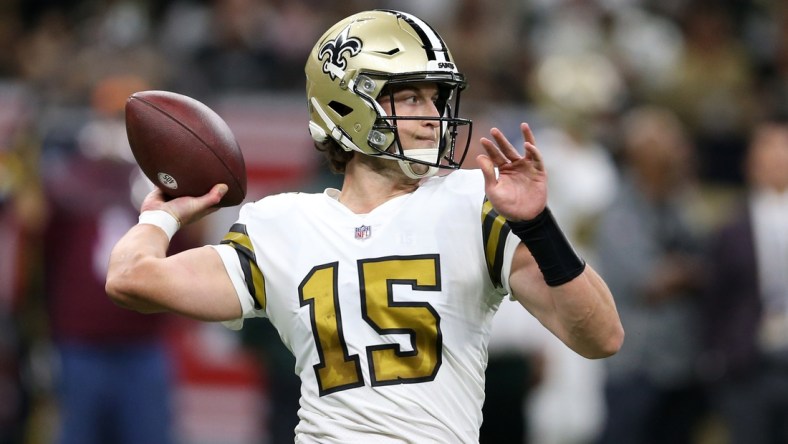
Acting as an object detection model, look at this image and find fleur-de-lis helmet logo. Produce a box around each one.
[318,26,362,80]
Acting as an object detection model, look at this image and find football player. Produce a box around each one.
[106,9,623,443]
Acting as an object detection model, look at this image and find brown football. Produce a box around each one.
[125,90,247,207]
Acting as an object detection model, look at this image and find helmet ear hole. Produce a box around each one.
[328,101,353,117]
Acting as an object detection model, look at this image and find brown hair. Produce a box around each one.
[314,138,354,174]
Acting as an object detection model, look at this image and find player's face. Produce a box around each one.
[378,82,442,152]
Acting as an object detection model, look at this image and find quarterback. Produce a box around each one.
[106,9,623,443]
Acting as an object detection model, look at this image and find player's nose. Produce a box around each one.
[421,104,441,128]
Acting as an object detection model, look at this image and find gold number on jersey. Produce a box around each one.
[299,255,442,396]
[299,262,364,395]
[360,256,442,386]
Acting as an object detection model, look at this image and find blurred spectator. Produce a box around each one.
[460,108,611,444]
[0,81,44,444]
[594,106,707,444]
[163,0,328,98]
[240,318,301,444]
[481,298,544,444]
[510,12,625,433]
[756,5,788,122]
[700,119,788,444]
[480,108,618,444]
[0,7,24,78]
[525,119,618,444]
[14,8,77,104]
[655,1,757,185]
[442,0,528,104]
[185,0,280,95]
[17,2,171,107]
[67,2,172,104]
[602,5,684,106]
[39,75,185,444]
[535,116,618,250]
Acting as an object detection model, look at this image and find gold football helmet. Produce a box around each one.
[305,9,472,178]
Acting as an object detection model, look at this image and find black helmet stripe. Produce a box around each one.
[378,9,449,62]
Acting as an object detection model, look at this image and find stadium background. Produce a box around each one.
[0,0,785,443]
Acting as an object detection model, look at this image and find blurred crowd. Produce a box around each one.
[1,0,788,443]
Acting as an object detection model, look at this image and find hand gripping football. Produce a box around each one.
[125,90,247,207]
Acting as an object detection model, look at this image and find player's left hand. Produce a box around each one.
[477,122,547,222]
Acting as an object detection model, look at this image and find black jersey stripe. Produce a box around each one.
[220,223,266,310]
[481,198,510,289]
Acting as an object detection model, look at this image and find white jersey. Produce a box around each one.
[212,169,522,443]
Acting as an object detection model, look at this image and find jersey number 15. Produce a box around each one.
[299,255,443,396]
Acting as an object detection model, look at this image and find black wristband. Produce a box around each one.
[507,207,586,286]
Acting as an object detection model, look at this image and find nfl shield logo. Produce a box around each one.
[355,225,372,240]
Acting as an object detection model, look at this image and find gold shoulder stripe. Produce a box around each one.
[481,198,511,288]
[220,223,266,310]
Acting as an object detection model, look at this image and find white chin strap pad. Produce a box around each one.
[397,148,440,179]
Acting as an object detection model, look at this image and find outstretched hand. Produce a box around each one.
[477,123,547,222]
[140,184,228,226]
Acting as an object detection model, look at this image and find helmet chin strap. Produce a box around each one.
[397,148,440,179]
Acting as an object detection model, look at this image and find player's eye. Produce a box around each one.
[395,92,418,104]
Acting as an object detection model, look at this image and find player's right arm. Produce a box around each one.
[105,184,243,322]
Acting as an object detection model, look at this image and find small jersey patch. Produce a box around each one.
[355,224,372,240]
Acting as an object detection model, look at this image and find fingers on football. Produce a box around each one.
[202,184,228,207]
[212,183,229,198]
[141,187,167,211]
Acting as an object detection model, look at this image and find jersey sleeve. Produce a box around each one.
[499,233,521,298]
[480,196,520,296]
[210,222,268,330]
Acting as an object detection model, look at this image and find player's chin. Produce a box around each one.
[408,162,431,176]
